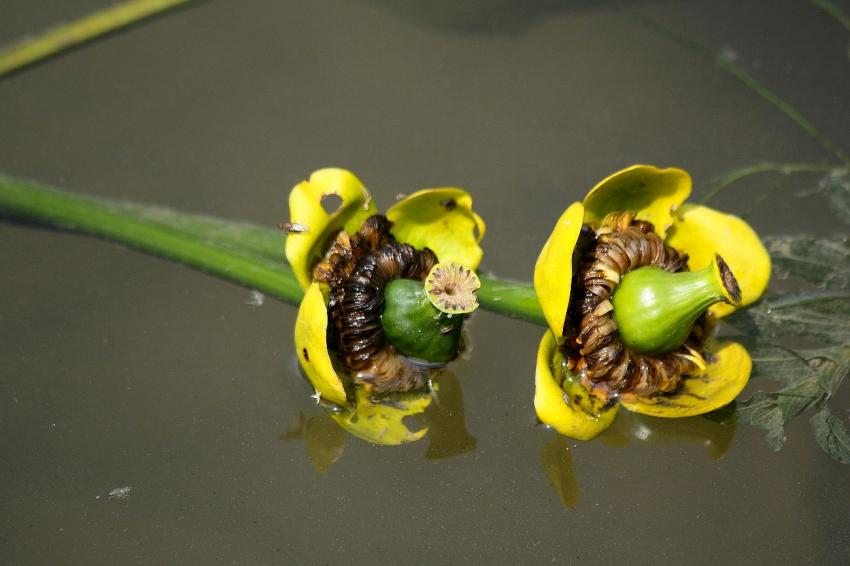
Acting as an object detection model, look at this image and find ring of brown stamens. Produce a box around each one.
[564,212,710,399]
[312,215,438,393]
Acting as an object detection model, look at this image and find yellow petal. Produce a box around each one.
[331,387,431,446]
[386,188,485,270]
[582,165,691,237]
[534,331,618,440]
[665,203,770,317]
[620,341,751,418]
[293,282,348,407]
[285,168,379,289]
[533,202,584,340]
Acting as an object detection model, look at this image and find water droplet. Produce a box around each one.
[720,47,738,62]
[245,290,265,306]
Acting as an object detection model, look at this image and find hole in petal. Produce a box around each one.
[321,194,343,215]
[302,348,310,362]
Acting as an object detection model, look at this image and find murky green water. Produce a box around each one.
[2,1,849,563]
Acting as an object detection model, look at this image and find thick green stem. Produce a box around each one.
[476,275,545,326]
[0,0,195,79]
[0,174,303,305]
[0,174,546,325]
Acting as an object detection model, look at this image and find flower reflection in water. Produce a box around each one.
[541,408,736,508]
[283,372,476,473]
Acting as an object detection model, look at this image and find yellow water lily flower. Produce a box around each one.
[533,164,770,440]
[286,168,485,416]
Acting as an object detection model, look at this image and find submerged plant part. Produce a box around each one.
[534,165,770,440]
[283,371,477,468]
[286,168,485,420]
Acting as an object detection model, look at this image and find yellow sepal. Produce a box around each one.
[620,341,751,417]
[293,282,348,407]
[582,164,691,238]
[285,168,379,289]
[386,188,485,270]
[534,331,618,440]
[331,387,431,445]
[666,203,770,318]
[534,202,584,340]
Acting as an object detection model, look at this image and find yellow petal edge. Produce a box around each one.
[285,168,379,289]
[582,164,692,238]
[332,388,431,446]
[620,341,751,417]
[666,203,771,318]
[294,282,348,407]
[386,188,486,270]
[534,331,618,440]
[534,202,584,340]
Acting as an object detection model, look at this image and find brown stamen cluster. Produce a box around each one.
[313,215,438,393]
[565,212,710,399]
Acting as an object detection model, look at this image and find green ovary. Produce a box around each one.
[380,278,464,364]
[611,257,736,355]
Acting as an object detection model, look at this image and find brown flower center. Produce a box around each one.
[312,215,438,393]
[563,212,711,400]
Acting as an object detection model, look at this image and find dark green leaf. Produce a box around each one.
[765,426,788,452]
[738,378,827,426]
[810,408,850,464]
[728,292,850,347]
[738,379,829,451]
[729,235,850,463]
[818,169,850,225]
[746,343,850,395]
[764,235,850,290]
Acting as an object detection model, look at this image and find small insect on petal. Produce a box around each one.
[278,221,309,233]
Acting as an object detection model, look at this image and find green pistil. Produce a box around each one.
[611,254,740,355]
[381,278,465,364]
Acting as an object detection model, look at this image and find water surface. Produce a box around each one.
[1,0,849,563]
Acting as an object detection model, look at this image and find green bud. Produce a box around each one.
[611,255,740,355]
[381,278,464,364]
